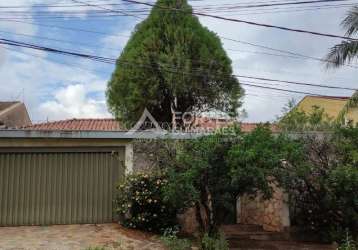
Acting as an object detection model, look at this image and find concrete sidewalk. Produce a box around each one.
[0,223,165,250]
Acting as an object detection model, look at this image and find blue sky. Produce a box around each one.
[0,0,357,123]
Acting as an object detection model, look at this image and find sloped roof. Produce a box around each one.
[0,102,19,112]
[0,102,32,128]
[25,118,124,131]
[240,123,279,133]
[25,118,276,133]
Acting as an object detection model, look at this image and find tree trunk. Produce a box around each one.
[205,185,215,234]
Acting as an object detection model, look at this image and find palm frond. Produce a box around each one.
[342,6,358,36]
[325,40,358,68]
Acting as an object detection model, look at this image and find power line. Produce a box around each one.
[236,75,358,91]
[1,36,355,97]
[221,36,358,68]
[0,29,122,53]
[0,45,112,75]
[71,0,144,19]
[0,19,131,38]
[198,0,356,9]
[241,82,332,96]
[1,18,355,69]
[0,44,307,103]
[122,0,358,41]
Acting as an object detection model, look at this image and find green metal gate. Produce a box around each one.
[0,149,125,226]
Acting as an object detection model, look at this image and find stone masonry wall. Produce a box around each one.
[239,183,290,232]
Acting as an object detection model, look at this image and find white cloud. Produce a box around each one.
[38,84,111,120]
[0,46,111,122]
[1,0,356,123]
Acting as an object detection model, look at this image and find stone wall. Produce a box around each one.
[132,139,165,173]
[239,184,290,232]
[132,140,157,173]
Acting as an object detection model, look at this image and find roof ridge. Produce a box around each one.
[306,95,350,99]
[31,118,117,125]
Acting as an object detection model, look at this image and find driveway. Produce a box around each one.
[0,224,165,250]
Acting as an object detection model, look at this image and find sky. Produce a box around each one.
[0,0,357,123]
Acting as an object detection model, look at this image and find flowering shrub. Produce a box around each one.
[115,173,177,233]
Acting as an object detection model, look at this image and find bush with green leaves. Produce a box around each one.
[279,128,358,242]
[227,125,303,199]
[338,232,358,250]
[160,227,192,250]
[115,173,178,233]
[161,125,299,234]
[200,233,229,250]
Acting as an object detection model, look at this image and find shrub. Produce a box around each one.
[200,233,229,250]
[280,130,358,242]
[160,227,192,250]
[115,173,178,233]
[162,125,301,233]
[338,232,358,250]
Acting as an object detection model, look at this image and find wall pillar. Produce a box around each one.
[125,143,134,175]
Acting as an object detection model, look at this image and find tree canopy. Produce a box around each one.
[106,0,243,126]
[326,6,358,68]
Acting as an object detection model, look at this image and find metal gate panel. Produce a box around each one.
[0,151,124,226]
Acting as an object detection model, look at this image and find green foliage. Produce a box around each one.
[338,232,358,250]
[334,125,358,164]
[162,125,299,233]
[325,6,358,68]
[200,233,229,250]
[115,173,178,233]
[162,127,243,232]
[280,128,358,242]
[160,227,192,250]
[107,0,243,125]
[278,99,335,131]
[228,125,303,198]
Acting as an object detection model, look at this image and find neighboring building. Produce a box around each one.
[0,101,32,128]
[295,94,358,125]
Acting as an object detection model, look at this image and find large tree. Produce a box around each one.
[106,0,243,126]
[326,6,358,67]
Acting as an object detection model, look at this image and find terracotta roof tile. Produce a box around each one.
[25,118,124,131]
[240,123,279,133]
[194,117,278,132]
[24,118,278,133]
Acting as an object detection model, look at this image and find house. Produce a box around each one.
[0,101,32,128]
[295,94,358,125]
[0,116,278,227]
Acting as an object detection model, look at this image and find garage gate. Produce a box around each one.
[0,148,125,226]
